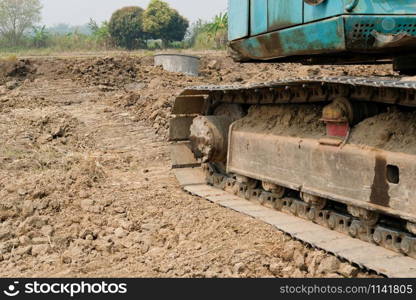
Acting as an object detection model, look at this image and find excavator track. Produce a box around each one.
[169,76,416,278]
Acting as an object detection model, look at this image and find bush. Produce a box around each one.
[169,41,186,49]
[186,13,228,50]
[0,0,43,47]
[47,33,95,51]
[165,10,189,44]
[147,39,162,50]
[32,26,49,48]
[143,0,189,47]
[88,19,112,48]
[108,6,146,50]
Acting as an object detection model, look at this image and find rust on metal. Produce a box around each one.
[189,116,232,162]
[169,116,195,141]
[172,96,206,115]
[370,154,391,208]
[169,76,416,276]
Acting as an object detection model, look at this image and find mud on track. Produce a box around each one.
[0,53,392,278]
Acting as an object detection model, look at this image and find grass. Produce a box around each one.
[0,31,113,57]
[0,37,227,59]
[0,47,158,59]
[0,46,64,57]
[0,47,114,58]
[1,54,17,62]
[0,48,226,60]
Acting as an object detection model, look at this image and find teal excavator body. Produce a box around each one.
[228,0,416,68]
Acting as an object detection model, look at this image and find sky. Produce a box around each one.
[39,0,228,26]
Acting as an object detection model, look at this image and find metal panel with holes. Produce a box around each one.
[304,0,416,23]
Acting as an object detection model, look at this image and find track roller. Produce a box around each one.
[407,222,416,235]
[262,182,286,198]
[300,192,327,210]
[348,206,380,227]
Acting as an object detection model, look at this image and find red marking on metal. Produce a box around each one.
[326,122,350,138]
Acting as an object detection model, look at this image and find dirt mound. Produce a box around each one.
[0,105,105,271]
[0,93,53,113]
[198,54,395,85]
[351,108,416,154]
[113,54,395,137]
[67,56,142,89]
[234,104,325,139]
[25,53,396,139]
[0,108,95,174]
[0,58,36,85]
[33,56,145,91]
[19,110,90,148]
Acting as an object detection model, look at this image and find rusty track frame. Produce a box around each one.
[170,76,416,277]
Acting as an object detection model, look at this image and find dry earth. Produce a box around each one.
[0,52,393,278]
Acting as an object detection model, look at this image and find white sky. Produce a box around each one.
[39,0,228,26]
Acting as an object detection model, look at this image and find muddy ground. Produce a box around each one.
[0,52,393,278]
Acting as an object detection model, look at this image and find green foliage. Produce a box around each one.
[88,19,112,48]
[48,23,92,35]
[108,6,146,50]
[0,0,202,52]
[0,31,115,54]
[0,0,43,46]
[146,39,162,50]
[188,13,228,50]
[143,0,189,46]
[46,32,97,51]
[193,31,214,50]
[165,10,189,43]
[169,41,186,49]
[184,19,209,48]
[205,12,228,49]
[207,13,228,40]
[142,0,171,37]
[32,25,49,48]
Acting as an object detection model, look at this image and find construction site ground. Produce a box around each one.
[0,52,395,278]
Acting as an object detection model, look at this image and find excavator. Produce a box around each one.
[169,0,416,277]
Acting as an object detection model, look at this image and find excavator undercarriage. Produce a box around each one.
[170,77,416,277]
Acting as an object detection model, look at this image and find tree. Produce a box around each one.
[0,0,42,46]
[207,13,228,39]
[32,25,49,48]
[89,19,112,48]
[143,0,188,46]
[206,13,228,49]
[142,0,170,39]
[165,10,189,43]
[185,13,228,49]
[184,19,209,48]
[108,6,145,49]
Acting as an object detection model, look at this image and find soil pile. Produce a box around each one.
[108,54,395,137]
[0,58,36,85]
[67,56,142,89]
[351,108,416,154]
[234,104,326,139]
[24,53,396,138]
